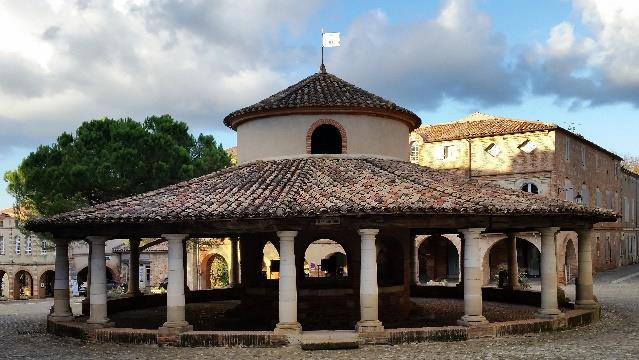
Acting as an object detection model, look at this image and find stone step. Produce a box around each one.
[299,330,360,350]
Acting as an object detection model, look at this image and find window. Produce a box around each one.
[26,236,32,255]
[15,235,20,255]
[410,142,420,162]
[624,197,630,222]
[564,179,574,202]
[519,140,536,153]
[581,184,590,206]
[596,188,603,208]
[434,144,456,160]
[40,240,47,255]
[485,143,501,157]
[581,146,586,167]
[565,137,571,161]
[606,191,612,209]
[614,164,619,177]
[0,235,4,255]
[521,182,539,194]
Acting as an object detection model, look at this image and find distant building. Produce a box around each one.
[410,113,639,282]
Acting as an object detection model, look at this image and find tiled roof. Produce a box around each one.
[415,112,557,142]
[25,156,614,231]
[223,71,421,130]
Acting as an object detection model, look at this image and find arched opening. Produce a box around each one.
[203,254,229,288]
[483,237,541,286]
[262,241,280,280]
[303,239,348,279]
[377,238,404,286]
[410,141,420,162]
[564,239,577,284]
[0,270,6,298]
[521,182,539,194]
[310,124,342,154]
[40,270,55,298]
[417,235,460,284]
[14,270,33,299]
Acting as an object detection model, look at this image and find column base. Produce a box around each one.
[535,309,565,320]
[86,318,113,328]
[457,315,489,326]
[575,300,599,310]
[274,322,302,335]
[355,320,384,333]
[48,313,74,322]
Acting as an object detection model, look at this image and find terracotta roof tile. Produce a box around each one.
[223,71,421,130]
[416,112,556,142]
[25,156,615,231]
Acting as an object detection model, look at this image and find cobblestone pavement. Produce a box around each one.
[1,264,639,360]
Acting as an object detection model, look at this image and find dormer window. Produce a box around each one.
[485,143,501,157]
[519,140,536,153]
[521,182,539,194]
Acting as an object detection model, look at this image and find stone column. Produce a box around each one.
[506,233,520,290]
[274,231,301,334]
[356,229,384,333]
[458,228,488,326]
[182,239,189,292]
[159,234,192,334]
[536,227,564,319]
[230,238,240,287]
[576,229,597,309]
[86,236,111,325]
[127,238,142,296]
[413,236,420,285]
[49,239,73,321]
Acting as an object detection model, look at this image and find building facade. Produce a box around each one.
[410,113,639,282]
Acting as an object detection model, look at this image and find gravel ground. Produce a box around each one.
[1,264,638,360]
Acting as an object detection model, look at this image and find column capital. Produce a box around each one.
[458,228,486,238]
[276,230,298,239]
[162,234,189,242]
[358,228,379,237]
[86,236,110,245]
[536,227,561,238]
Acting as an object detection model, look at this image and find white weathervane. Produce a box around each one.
[321,29,340,73]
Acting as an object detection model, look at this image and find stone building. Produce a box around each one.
[409,113,638,284]
[0,209,56,299]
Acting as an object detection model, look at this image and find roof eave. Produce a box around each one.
[224,106,422,131]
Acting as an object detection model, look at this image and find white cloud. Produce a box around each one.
[0,0,321,150]
[328,0,523,111]
[525,0,639,106]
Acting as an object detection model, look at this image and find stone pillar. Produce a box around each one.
[230,238,240,287]
[356,229,384,333]
[182,239,189,292]
[413,236,420,285]
[536,227,564,319]
[456,233,465,287]
[576,229,597,309]
[159,234,192,335]
[49,239,73,321]
[127,238,142,296]
[507,233,520,290]
[87,236,111,325]
[274,231,301,334]
[458,228,488,326]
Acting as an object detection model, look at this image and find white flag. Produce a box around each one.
[322,32,341,47]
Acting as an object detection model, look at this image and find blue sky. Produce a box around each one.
[1,0,638,209]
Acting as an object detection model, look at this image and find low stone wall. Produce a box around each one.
[388,309,597,345]
[411,285,553,307]
[94,328,158,345]
[82,288,242,316]
[180,331,288,347]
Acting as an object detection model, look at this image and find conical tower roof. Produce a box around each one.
[223,70,421,130]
